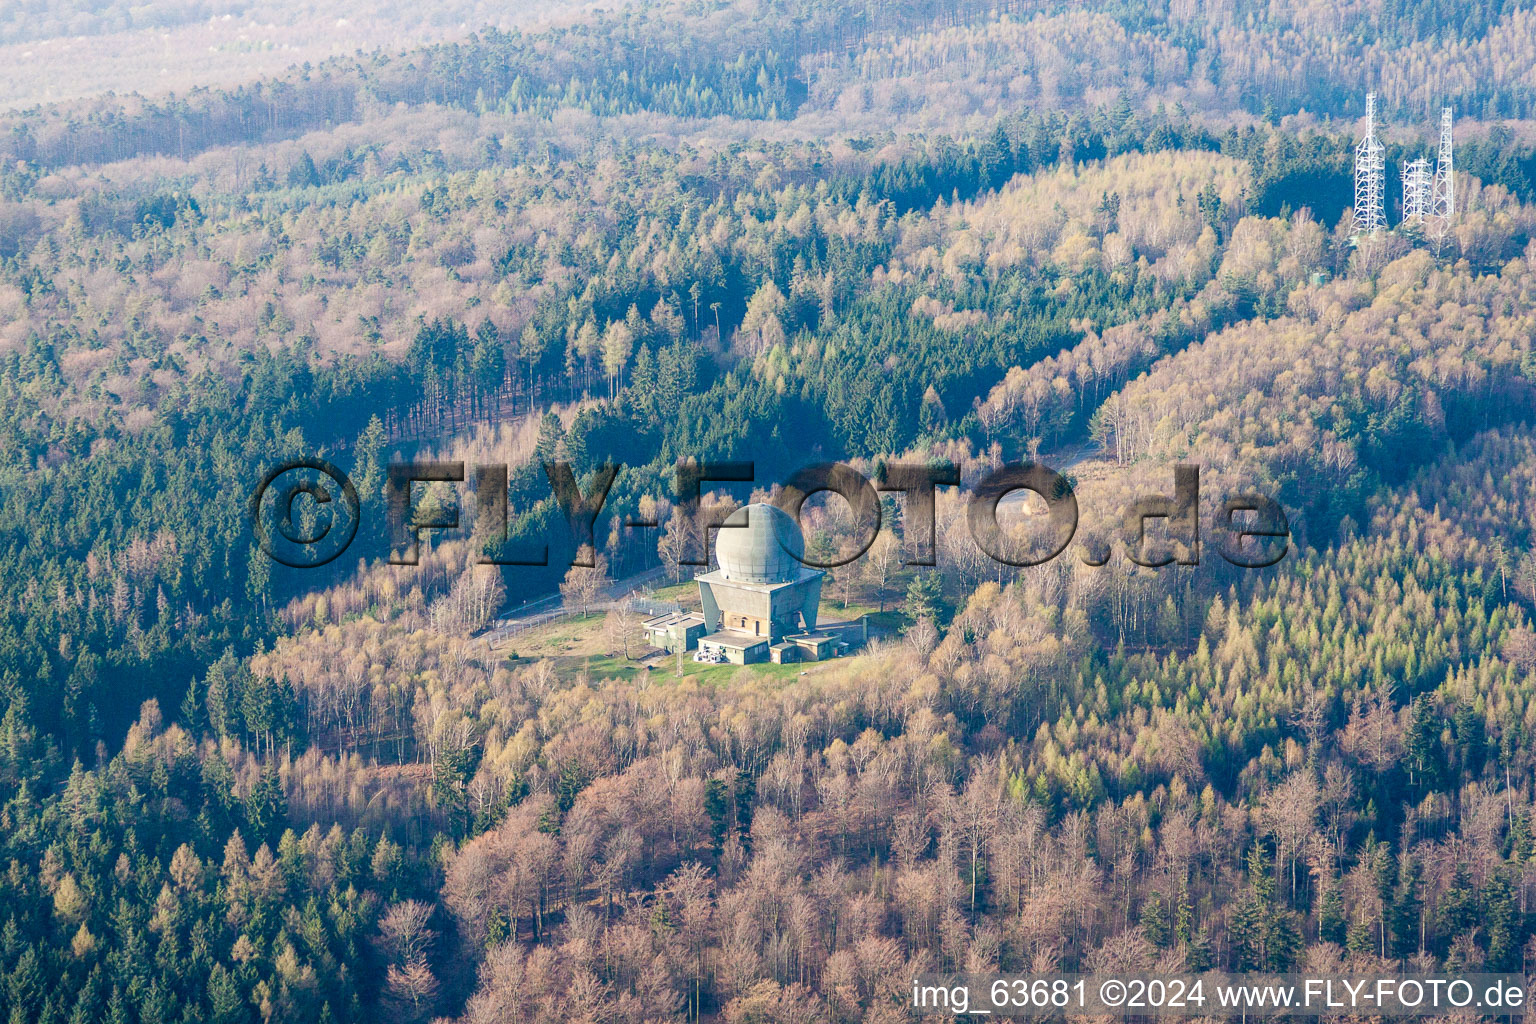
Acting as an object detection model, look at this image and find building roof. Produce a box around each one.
[699,629,771,650]
[714,503,806,584]
[643,612,704,629]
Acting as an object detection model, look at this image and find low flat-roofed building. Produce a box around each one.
[696,629,771,664]
[782,630,838,660]
[642,611,706,653]
[767,623,864,663]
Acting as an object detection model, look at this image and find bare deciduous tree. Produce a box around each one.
[559,548,609,615]
[380,899,436,967]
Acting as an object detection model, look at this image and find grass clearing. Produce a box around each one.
[497,603,867,686]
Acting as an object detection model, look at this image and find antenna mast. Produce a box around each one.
[1402,157,1432,223]
[1354,92,1386,237]
[1433,107,1455,225]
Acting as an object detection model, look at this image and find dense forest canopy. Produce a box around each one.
[5,0,1536,1022]
[0,0,624,110]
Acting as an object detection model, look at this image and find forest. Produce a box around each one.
[6,0,1536,1022]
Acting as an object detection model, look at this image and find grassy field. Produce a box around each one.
[492,569,908,687]
[644,581,702,609]
[498,603,866,685]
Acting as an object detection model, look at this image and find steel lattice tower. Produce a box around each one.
[1433,107,1455,224]
[1354,92,1386,237]
[1402,157,1432,223]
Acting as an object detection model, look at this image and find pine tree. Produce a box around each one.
[1173,885,1194,946]
[704,777,730,852]
[918,385,947,436]
[1265,909,1303,971]
[204,649,245,739]
[245,768,287,841]
[1186,926,1214,971]
[534,413,565,464]
[471,321,505,415]
[519,323,548,395]
[1485,869,1521,970]
[1452,705,1487,777]
[288,151,321,188]
[1437,862,1478,939]
[244,545,270,612]
[903,571,946,627]
[1389,857,1422,959]
[352,416,387,506]
[180,677,206,736]
[1140,891,1172,948]
[1403,695,1440,794]
[208,965,247,1024]
[630,344,656,417]
[106,987,130,1024]
[1228,891,1265,970]
[1345,918,1375,957]
[1247,844,1276,903]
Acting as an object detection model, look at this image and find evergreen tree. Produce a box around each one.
[1484,869,1522,971]
[1403,695,1440,794]
[903,571,946,627]
[1140,891,1172,948]
[1437,862,1479,940]
[1345,918,1375,957]
[1228,890,1265,970]
[1173,886,1194,946]
[1185,927,1214,971]
[1265,909,1303,971]
[1389,857,1423,960]
[535,413,565,464]
[353,415,388,506]
[208,964,248,1024]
